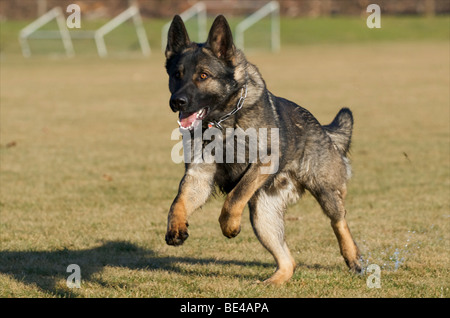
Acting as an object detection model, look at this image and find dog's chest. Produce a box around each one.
[213,162,250,193]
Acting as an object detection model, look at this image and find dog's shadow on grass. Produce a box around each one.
[0,240,283,297]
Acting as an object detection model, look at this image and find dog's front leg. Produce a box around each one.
[166,164,215,246]
[219,164,270,238]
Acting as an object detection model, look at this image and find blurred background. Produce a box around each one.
[2,0,449,18]
[1,0,449,56]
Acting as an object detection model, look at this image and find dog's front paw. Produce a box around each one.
[165,222,189,246]
[219,214,241,239]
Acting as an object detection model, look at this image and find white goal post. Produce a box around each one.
[95,5,150,58]
[235,1,280,52]
[161,2,207,52]
[19,7,74,58]
[19,5,150,58]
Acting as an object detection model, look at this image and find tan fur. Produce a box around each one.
[219,165,271,238]
[331,219,361,272]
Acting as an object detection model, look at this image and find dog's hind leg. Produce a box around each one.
[312,186,362,273]
[249,191,296,285]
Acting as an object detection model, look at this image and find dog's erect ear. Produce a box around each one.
[165,15,190,59]
[205,15,235,60]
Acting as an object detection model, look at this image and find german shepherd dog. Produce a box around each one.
[164,15,362,284]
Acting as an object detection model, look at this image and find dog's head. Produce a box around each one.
[165,15,245,131]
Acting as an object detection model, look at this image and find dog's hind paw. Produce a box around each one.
[345,257,363,274]
[349,261,362,274]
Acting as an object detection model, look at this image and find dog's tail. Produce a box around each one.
[323,108,353,156]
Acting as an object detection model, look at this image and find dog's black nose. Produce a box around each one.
[170,95,188,110]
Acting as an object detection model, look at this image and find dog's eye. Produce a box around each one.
[199,73,209,80]
[175,71,181,79]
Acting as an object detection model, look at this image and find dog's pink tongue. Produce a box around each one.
[179,111,197,128]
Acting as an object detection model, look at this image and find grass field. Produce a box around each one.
[0,16,449,298]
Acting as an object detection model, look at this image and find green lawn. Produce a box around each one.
[0,16,449,298]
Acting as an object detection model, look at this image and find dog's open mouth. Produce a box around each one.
[177,107,209,130]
